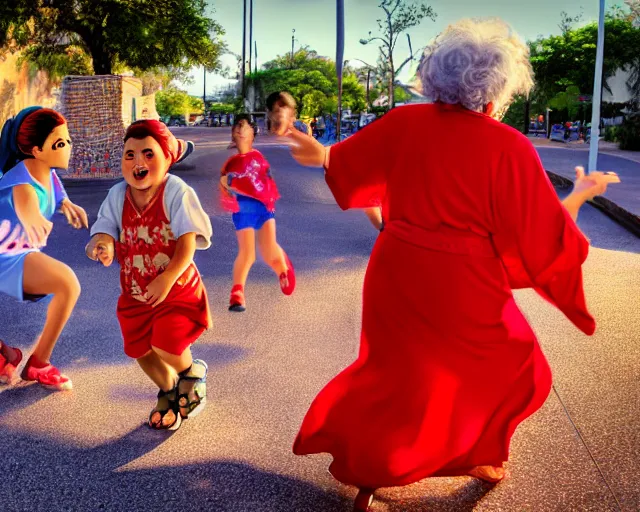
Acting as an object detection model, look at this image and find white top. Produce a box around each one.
[90,174,212,250]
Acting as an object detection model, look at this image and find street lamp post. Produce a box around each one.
[336,0,344,142]
[291,29,296,68]
[588,0,606,173]
[203,67,206,115]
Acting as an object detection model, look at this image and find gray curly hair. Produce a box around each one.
[419,18,534,115]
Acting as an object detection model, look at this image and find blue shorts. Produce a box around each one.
[232,196,275,231]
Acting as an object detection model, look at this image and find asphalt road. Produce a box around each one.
[1,127,638,512]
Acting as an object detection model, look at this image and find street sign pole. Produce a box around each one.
[588,0,606,173]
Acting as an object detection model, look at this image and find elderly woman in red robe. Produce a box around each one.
[286,18,620,511]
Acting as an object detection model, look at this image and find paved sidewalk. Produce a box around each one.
[528,137,640,236]
[528,136,640,164]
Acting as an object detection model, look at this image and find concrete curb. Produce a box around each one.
[546,170,640,239]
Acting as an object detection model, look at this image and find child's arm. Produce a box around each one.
[52,170,88,229]
[13,184,53,248]
[86,184,124,266]
[145,232,196,307]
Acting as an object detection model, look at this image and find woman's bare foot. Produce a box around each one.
[468,465,506,482]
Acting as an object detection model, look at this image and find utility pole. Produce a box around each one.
[336,0,344,141]
[254,41,258,74]
[249,0,253,75]
[588,0,606,174]
[203,67,206,114]
[366,69,371,108]
[241,0,247,110]
[291,29,295,68]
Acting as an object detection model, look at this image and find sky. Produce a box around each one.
[184,0,609,97]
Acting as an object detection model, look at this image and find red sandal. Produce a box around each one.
[0,342,22,385]
[279,254,296,296]
[229,284,246,312]
[21,362,72,391]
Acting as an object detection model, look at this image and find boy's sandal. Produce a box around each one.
[20,362,72,391]
[178,359,208,419]
[0,343,22,385]
[148,386,182,431]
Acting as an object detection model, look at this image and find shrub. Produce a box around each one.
[617,114,640,151]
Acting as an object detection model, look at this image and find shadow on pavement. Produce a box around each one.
[2,427,352,511]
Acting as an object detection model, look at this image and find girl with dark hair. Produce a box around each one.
[86,120,213,431]
[219,114,295,312]
[0,106,88,390]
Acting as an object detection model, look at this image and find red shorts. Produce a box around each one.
[116,274,211,360]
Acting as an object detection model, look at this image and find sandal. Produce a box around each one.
[177,359,208,419]
[21,361,72,391]
[229,284,246,312]
[279,253,296,296]
[148,385,182,431]
[0,342,22,385]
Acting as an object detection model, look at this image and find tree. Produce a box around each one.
[156,87,202,118]
[549,85,582,120]
[248,47,367,116]
[529,15,640,108]
[1,0,224,75]
[360,0,436,109]
[558,9,584,35]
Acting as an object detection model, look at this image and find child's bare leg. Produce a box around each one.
[153,346,193,375]
[232,228,256,286]
[137,350,177,391]
[22,252,81,363]
[257,219,287,275]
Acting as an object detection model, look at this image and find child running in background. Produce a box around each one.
[87,120,212,431]
[219,114,295,312]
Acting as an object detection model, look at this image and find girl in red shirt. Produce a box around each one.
[219,114,295,312]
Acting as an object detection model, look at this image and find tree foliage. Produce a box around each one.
[248,47,366,117]
[360,0,436,108]
[0,0,225,75]
[156,87,202,118]
[529,14,640,106]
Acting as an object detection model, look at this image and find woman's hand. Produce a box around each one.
[60,199,89,229]
[287,128,329,168]
[562,166,622,221]
[85,234,115,266]
[572,166,621,201]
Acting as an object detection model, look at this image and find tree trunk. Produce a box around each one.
[523,99,530,134]
[89,42,113,75]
